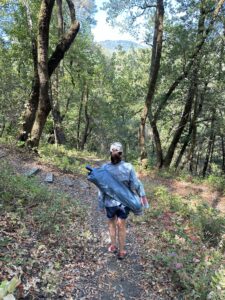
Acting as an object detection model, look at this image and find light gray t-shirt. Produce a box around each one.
[98,161,145,208]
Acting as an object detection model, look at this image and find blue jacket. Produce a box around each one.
[97,161,146,209]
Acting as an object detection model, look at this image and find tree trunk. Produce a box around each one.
[150,118,163,167]
[27,0,80,147]
[139,0,164,167]
[18,54,39,142]
[28,0,55,148]
[79,85,92,150]
[188,86,206,173]
[18,1,39,141]
[209,134,215,165]
[175,83,206,170]
[76,84,86,149]
[49,80,66,145]
[163,68,198,168]
[0,116,5,137]
[154,0,225,121]
[139,106,148,160]
[188,121,197,173]
[163,1,209,168]
[19,0,79,145]
[56,0,64,36]
[50,0,66,145]
[221,136,225,173]
[195,148,200,175]
[146,0,224,169]
[175,129,192,170]
[202,109,216,177]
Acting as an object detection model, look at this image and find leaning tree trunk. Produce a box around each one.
[163,68,198,168]
[221,135,225,173]
[175,117,193,170]
[0,116,5,137]
[139,0,164,167]
[76,83,87,149]
[50,0,66,145]
[28,0,55,148]
[188,87,206,173]
[202,108,216,177]
[139,106,148,161]
[79,85,92,150]
[19,46,39,142]
[49,79,66,145]
[175,82,206,170]
[28,0,80,147]
[18,1,39,141]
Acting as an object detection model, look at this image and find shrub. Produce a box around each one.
[206,174,225,193]
[193,205,225,247]
[208,266,225,300]
[140,182,225,299]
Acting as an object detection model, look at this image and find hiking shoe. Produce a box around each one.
[108,245,117,253]
[117,251,127,260]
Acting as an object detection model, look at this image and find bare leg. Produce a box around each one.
[108,217,117,246]
[117,218,126,253]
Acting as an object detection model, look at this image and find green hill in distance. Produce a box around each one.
[98,40,145,53]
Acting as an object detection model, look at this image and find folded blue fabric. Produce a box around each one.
[86,165,142,214]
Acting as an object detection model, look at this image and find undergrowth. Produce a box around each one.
[0,161,85,235]
[205,174,225,194]
[38,144,105,175]
[132,185,225,299]
[0,161,88,298]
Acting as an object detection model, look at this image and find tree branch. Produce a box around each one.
[153,0,225,121]
[48,0,80,76]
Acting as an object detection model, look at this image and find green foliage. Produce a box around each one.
[170,250,223,299]
[206,174,225,194]
[38,144,101,174]
[152,186,225,246]
[0,161,84,235]
[0,162,50,210]
[200,213,225,248]
[0,276,21,300]
[133,181,225,299]
[152,247,223,299]
[209,267,225,300]
[153,185,188,214]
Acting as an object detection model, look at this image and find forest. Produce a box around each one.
[0,0,224,173]
[0,0,225,299]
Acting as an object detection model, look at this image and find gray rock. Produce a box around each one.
[63,177,74,187]
[24,167,40,177]
[45,173,54,183]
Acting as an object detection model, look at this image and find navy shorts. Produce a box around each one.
[105,205,130,219]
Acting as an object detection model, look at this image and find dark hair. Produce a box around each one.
[111,152,122,164]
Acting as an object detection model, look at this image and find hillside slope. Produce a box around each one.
[0,144,224,299]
